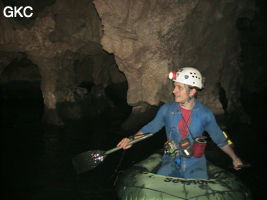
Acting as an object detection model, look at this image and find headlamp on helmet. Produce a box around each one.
[168,72,177,80]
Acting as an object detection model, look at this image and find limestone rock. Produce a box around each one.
[93,0,252,117]
[0,0,254,126]
[0,0,124,125]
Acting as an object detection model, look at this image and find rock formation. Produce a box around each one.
[93,0,253,118]
[0,0,125,125]
[0,0,254,127]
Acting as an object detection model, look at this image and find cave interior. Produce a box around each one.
[0,0,266,200]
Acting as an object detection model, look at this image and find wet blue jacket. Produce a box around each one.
[139,99,228,179]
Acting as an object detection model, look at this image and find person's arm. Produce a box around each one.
[204,111,243,170]
[220,144,243,170]
[117,103,168,150]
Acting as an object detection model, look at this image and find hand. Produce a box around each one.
[232,157,243,170]
[117,132,144,150]
[117,137,132,150]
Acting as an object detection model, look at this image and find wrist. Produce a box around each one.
[128,135,135,140]
[232,156,240,161]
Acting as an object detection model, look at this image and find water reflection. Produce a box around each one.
[1,100,121,200]
[35,118,125,200]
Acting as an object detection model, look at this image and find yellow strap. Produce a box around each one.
[223,131,233,145]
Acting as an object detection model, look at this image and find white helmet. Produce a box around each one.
[169,67,203,89]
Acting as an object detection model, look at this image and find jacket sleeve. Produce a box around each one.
[204,111,228,147]
[139,103,168,134]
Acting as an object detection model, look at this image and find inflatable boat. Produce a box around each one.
[115,153,251,200]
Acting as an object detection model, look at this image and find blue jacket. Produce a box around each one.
[139,99,227,147]
[139,99,228,179]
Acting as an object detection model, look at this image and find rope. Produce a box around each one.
[107,150,126,185]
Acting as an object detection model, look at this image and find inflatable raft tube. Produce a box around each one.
[116,153,251,200]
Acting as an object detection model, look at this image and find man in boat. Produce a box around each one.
[117,67,243,179]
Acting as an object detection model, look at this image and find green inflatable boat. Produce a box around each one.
[115,153,251,200]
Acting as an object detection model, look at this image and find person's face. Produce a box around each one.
[172,82,193,103]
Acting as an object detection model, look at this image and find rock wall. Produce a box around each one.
[0,0,254,126]
[93,0,253,116]
[0,0,125,125]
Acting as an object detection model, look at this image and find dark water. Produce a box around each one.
[1,93,266,200]
[0,96,163,200]
[1,99,117,200]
